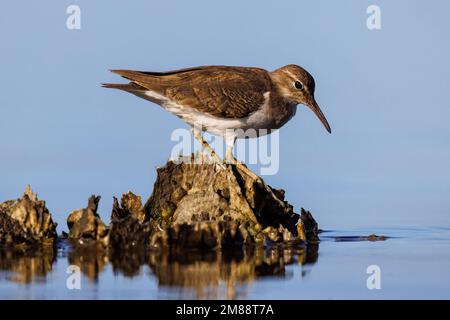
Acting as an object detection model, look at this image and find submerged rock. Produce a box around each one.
[331,234,388,242]
[0,186,57,246]
[67,195,108,246]
[366,234,387,241]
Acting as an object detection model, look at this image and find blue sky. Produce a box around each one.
[1,0,449,230]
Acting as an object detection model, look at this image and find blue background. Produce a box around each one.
[1,0,449,230]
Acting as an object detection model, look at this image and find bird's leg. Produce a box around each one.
[224,131,237,164]
[191,128,225,167]
[225,146,234,164]
[224,133,260,180]
[224,132,257,178]
[224,131,286,208]
[192,129,285,207]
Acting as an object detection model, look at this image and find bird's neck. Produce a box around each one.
[265,92,297,128]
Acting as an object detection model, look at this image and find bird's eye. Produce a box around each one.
[294,81,304,90]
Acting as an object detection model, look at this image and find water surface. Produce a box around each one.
[1,227,449,299]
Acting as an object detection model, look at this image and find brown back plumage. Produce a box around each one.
[103,66,273,118]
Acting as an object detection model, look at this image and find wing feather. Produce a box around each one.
[108,66,272,118]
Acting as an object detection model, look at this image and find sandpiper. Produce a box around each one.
[103,65,331,165]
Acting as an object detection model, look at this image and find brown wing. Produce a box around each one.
[104,66,273,119]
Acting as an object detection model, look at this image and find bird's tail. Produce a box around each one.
[101,82,145,92]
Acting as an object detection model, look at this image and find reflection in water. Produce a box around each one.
[148,245,318,299]
[0,241,318,299]
[0,245,55,284]
[68,242,109,282]
[110,246,148,278]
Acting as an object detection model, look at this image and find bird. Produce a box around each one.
[102,64,331,168]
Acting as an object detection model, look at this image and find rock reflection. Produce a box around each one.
[0,245,55,284]
[0,241,318,299]
[109,246,148,277]
[147,245,318,299]
[67,242,109,282]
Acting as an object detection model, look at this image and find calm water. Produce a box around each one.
[1,227,449,300]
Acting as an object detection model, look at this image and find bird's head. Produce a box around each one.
[271,64,331,133]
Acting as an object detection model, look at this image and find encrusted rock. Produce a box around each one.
[106,192,152,276]
[57,154,319,250]
[144,153,310,248]
[67,195,108,246]
[111,191,147,223]
[0,185,57,246]
[298,208,320,243]
[149,221,254,250]
[109,192,151,250]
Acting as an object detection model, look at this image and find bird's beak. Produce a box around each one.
[306,99,331,133]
